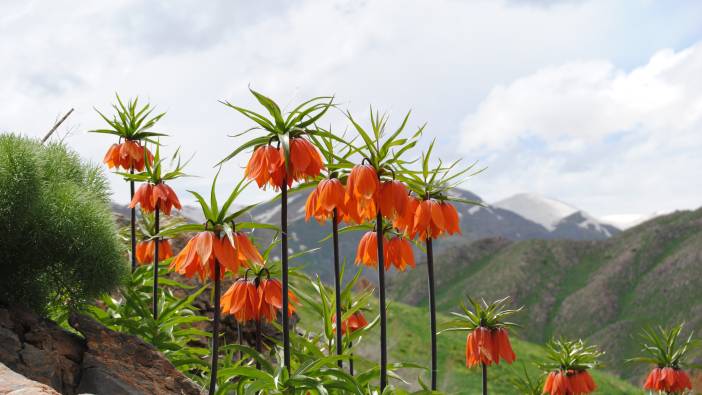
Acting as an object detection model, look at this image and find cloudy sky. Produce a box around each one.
[2,0,701,226]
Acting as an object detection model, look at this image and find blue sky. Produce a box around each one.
[2,0,701,225]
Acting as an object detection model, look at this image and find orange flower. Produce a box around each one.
[288,137,324,183]
[245,145,285,189]
[220,277,297,323]
[384,237,415,271]
[135,239,173,265]
[130,183,155,212]
[170,232,262,281]
[305,178,346,223]
[220,279,259,322]
[393,196,420,239]
[543,370,596,395]
[440,202,461,235]
[103,141,153,171]
[332,312,369,335]
[379,180,408,220]
[570,371,596,394]
[465,327,515,367]
[355,231,387,267]
[257,278,298,322]
[341,193,364,224]
[644,367,692,393]
[414,199,446,240]
[345,164,379,223]
[543,371,570,395]
[129,182,182,215]
[245,138,323,190]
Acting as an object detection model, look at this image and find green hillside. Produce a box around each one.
[296,295,639,394]
[388,208,702,384]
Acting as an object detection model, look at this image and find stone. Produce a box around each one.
[69,313,203,395]
[0,306,204,395]
[0,362,60,394]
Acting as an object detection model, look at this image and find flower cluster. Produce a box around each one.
[221,274,297,323]
[103,140,154,171]
[135,239,173,265]
[245,138,323,189]
[129,183,182,215]
[465,327,516,367]
[170,231,263,281]
[354,233,415,271]
[543,370,596,395]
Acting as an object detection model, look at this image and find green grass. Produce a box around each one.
[386,208,702,385]
[295,285,641,394]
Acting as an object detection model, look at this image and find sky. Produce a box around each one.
[2,0,702,227]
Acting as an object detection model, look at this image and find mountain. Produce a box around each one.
[246,188,620,284]
[493,193,578,230]
[388,207,702,383]
[494,193,618,239]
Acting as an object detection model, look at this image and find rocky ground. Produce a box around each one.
[0,305,203,395]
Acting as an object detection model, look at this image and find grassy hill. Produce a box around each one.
[295,293,640,394]
[388,208,702,384]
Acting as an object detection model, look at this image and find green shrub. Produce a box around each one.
[0,134,127,313]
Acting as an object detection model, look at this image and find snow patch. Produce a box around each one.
[493,193,577,231]
[256,205,280,223]
[573,211,612,237]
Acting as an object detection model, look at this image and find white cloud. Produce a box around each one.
[460,46,702,152]
[459,43,702,216]
[1,0,701,217]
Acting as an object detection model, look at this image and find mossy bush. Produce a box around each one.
[0,134,127,313]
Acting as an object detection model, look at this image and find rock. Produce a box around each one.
[69,313,203,395]
[0,306,204,395]
[0,362,61,394]
[0,306,83,394]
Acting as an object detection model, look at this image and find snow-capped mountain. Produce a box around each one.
[236,188,622,283]
[493,193,618,239]
[493,193,578,231]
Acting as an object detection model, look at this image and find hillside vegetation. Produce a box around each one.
[295,294,640,394]
[388,208,702,383]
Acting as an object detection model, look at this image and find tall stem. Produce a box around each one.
[129,168,136,272]
[376,211,387,391]
[426,237,437,390]
[349,340,354,376]
[236,321,242,361]
[153,202,160,320]
[332,208,343,367]
[281,177,291,372]
[255,319,262,370]
[209,261,221,395]
[481,362,488,395]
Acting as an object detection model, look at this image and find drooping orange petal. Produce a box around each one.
[234,232,263,266]
[103,144,121,169]
[543,372,555,393]
[289,138,311,180]
[496,328,516,364]
[158,239,173,261]
[195,232,215,265]
[413,200,432,239]
[305,186,320,222]
[213,236,238,273]
[429,200,445,232]
[441,202,461,235]
[135,241,150,264]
